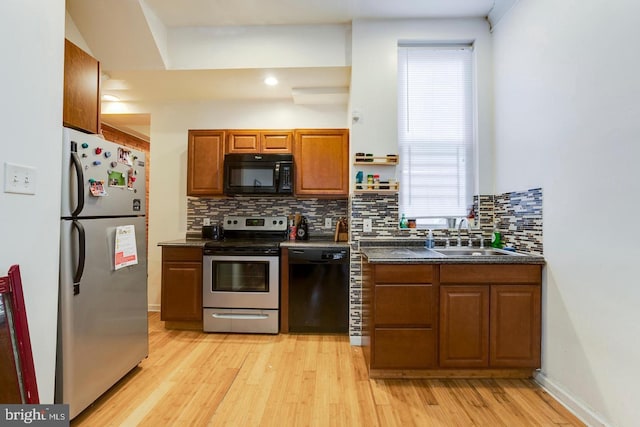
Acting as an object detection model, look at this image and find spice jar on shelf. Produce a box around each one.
[367,174,374,189]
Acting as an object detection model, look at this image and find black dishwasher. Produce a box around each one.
[288,247,349,333]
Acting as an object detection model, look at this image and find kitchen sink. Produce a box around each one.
[433,248,523,257]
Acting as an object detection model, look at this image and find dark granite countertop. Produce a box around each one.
[158,234,349,249]
[157,238,210,247]
[358,238,545,265]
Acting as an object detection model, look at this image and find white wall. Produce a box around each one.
[131,100,347,308]
[350,19,494,194]
[0,0,65,403]
[492,1,640,425]
[65,10,92,54]
[167,24,350,70]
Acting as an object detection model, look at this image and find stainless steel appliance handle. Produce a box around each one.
[211,313,269,320]
[72,220,85,295]
[70,148,84,217]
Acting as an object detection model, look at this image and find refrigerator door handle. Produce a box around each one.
[70,150,84,217]
[72,220,86,295]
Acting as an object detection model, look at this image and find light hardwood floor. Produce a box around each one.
[72,312,584,426]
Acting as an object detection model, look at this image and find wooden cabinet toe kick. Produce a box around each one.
[368,368,536,380]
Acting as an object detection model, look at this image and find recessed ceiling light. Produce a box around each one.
[264,77,278,86]
[102,94,120,101]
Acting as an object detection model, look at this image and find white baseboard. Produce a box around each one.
[534,371,609,427]
[147,304,160,312]
[350,335,362,346]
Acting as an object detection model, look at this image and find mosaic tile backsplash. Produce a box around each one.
[187,196,348,237]
[495,188,543,254]
[187,188,543,340]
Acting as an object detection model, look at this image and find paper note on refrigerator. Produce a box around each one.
[114,225,138,270]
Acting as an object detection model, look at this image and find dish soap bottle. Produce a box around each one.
[426,229,435,248]
[399,213,408,229]
[491,222,502,248]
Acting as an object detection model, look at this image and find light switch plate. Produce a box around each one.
[4,162,36,195]
[203,218,211,226]
[363,218,372,232]
[324,218,332,229]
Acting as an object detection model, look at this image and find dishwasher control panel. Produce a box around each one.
[288,248,349,263]
[321,250,348,260]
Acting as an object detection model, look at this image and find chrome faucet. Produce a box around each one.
[457,218,470,247]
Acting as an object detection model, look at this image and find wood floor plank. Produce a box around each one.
[468,379,536,427]
[447,379,509,426]
[426,379,479,426]
[71,314,585,427]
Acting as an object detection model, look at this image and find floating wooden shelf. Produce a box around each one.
[354,155,399,165]
[354,182,400,193]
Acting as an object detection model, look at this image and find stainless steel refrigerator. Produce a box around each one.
[56,127,148,419]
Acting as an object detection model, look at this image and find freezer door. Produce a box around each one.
[57,216,148,419]
[62,127,146,217]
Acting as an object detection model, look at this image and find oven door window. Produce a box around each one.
[211,261,270,292]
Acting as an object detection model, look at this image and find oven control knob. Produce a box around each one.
[233,220,238,224]
[272,220,277,225]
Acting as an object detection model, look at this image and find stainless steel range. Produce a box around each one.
[202,215,287,334]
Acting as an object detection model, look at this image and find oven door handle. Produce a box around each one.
[211,313,269,320]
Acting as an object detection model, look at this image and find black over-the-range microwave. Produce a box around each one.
[223,153,294,195]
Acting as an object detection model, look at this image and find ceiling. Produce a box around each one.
[144,0,498,27]
[66,0,512,140]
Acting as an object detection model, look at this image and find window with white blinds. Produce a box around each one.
[397,44,476,228]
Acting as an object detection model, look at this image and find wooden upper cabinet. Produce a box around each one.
[226,130,292,153]
[187,130,225,196]
[226,130,260,153]
[294,129,349,197]
[63,39,100,134]
[261,131,292,153]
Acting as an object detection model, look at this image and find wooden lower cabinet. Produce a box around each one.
[161,247,203,322]
[366,264,437,370]
[490,284,541,367]
[439,264,542,369]
[363,261,542,376]
[374,328,436,369]
[439,285,490,368]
